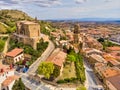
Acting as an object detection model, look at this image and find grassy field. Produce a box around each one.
[0,22,7,33]
[58,62,76,80]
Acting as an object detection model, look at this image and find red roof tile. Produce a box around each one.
[46,51,67,67]
[107,46,120,51]
[107,74,120,90]
[6,48,23,57]
[2,75,19,87]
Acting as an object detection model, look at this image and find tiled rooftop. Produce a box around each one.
[107,74,120,90]
[6,48,23,57]
[107,46,120,51]
[2,75,19,87]
[46,49,67,67]
[102,68,120,78]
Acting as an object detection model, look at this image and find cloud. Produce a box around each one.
[75,0,87,4]
[0,0,62,8]
[32,0,62,7]
[104,0,112,3]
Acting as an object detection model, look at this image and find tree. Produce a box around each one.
[0,39,5,52]
[98,38,104,42]
[67,54,76,63]
[76,86,86,90]
[52,66,60,78]
[37,62,54,79]
[12,78,25,90]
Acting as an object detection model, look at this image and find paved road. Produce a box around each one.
[3,36,10,54]
[0,34,9,37]
[15,40,55,90]
[27,40,55,74]
[19,40,55,90]
[22,74,51,90]
[0,22,8,27]
[84,59,104,90]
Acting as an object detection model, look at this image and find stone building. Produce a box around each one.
[73,24,80,44]
[13,21,40,49]
[5,48,24,65]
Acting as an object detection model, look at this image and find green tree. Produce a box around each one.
[98,38,104,42]
[0,39,5,52]
[67,54,76,63]
[76,86,86,90]
[12,78,25,90]
[75,53,86,84]
[37,62,54,79]
[52,66,60,78]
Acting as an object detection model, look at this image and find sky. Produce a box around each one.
[0,0,120,20]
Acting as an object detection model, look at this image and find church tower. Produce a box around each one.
[73,24,80,44]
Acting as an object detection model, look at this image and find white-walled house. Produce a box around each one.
[5,48,24,64]
[0,64,19,90]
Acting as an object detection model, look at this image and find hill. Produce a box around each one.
[0,9,55,35]
[0,22,7,33]
[0,9,33,33]
[0,9,32,23]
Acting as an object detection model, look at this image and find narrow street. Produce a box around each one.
[20,40,55,90]
[3,35,10,54]
[27,40,55,74]
[84,59,104,90]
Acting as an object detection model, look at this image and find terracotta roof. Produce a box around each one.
[107,74,120,90]
[107,46,120,51]
[108,60,120,66]
[102,68,120,78]
[2,75,19,87]
[90,54,107,63]
[6,48,23,57]
[46,51,67,67]
[95,62,106,67]
[103,54,116,61]
[84,48,102,54]
[109,52,120,60]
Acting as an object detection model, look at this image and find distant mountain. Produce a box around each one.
[47,18,120,23]
[77,18,120,22]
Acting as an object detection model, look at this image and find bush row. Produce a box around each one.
[57,77,78,84]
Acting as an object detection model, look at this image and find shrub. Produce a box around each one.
[57,77,78,84]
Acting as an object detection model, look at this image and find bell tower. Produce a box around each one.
[74,24,80,44]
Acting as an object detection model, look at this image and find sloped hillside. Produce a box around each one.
[0,9,55,34]
[0,22,7,33]
[0,9,32,23]
[0,9,33,33]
